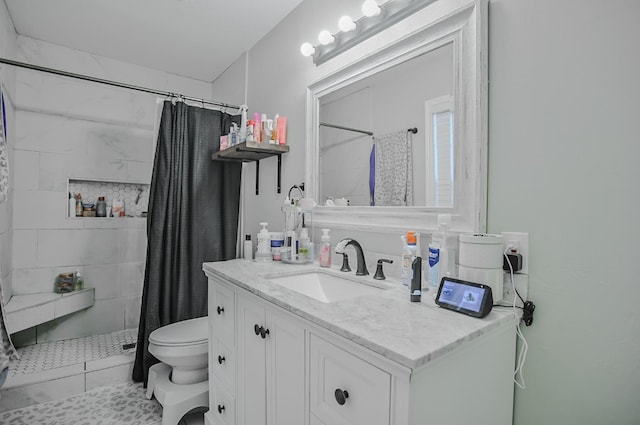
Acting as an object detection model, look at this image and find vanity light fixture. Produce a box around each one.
[338,15,357,32]
[300,0,438,66]
[362,0,382,17]
[318,30,335,46]
[300,42,316,57]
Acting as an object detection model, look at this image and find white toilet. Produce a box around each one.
[146,316,209,425]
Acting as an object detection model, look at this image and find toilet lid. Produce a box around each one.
[149,317,208,347]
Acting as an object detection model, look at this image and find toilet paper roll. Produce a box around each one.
[458,234,504,269]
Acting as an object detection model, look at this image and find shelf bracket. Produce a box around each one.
[255,160,260,195]
[277,154,282,194]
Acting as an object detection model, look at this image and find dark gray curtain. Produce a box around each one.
[132,101,241,385]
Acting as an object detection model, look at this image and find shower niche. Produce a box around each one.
[67,179,150,218]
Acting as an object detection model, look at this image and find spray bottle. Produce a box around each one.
[401,231,417,286]
[239,105,248,143]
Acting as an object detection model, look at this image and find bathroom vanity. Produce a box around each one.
[203,259,516,425]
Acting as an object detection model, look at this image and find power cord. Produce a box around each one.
[494,248,534,390]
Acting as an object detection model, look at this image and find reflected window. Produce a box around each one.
[426,96,454,207]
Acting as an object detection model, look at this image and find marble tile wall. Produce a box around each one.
[8,35,213,342]
[0,0,16,301]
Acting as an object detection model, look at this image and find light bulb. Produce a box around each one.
[362,0,381,17]
[300,42,316,57]
[338,15,356,32]
[318,30,335,46]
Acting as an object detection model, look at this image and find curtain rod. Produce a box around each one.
[320,122,419,137]
[0,57,241,110]
[320,122,373,136]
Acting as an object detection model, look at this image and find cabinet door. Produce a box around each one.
[265,307,306,425]
[211,279,235,347]
[237,295,267,425]
[310,334,391,425]
[210,382,235,425]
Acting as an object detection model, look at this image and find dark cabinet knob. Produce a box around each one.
[217,355,225,364]
[254,324,261,336]
[260,327,270,339]
[217,404,225,414]
[334,388,349,405]
[216,306,224,315]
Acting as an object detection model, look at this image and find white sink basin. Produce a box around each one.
[266,271,390,303]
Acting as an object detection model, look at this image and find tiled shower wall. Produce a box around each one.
[0,1,17,303]
[8,35,213,344]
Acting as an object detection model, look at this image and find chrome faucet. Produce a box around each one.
[335,238,368,276]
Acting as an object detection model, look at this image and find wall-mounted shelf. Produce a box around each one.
[212,141,289,195]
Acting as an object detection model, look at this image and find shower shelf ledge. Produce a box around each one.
[4,288,95,335]
[212,141,289,195]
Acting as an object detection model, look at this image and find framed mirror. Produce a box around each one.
[305,0,487,234]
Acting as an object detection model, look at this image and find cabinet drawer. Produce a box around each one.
[211,337,235,391]
[310,334,391,425]
[211,383,235,425]
[210,281,235,346]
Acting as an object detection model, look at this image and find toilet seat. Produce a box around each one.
[149,317,208,347]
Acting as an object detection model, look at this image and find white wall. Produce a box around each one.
[488,1,640,424]
[6,34,214,344]
[216,0,640,423]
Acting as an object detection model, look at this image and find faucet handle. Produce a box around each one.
[340,253,351,272]
[373,259,393,280]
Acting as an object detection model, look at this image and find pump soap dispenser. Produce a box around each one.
[319,228,331,268]
[255,222,273,263]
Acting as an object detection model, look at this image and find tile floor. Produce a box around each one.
[0,382,205,424]
[1,329,205,424]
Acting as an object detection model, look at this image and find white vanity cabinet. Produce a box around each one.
[206,274,305,425]
[204,263,515,425]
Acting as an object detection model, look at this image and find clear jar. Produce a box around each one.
[96,196,107,217]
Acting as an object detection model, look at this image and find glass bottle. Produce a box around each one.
[96,196,107,217]
[75,193,83,217]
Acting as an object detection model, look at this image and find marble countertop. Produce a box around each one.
[203,259,516,371]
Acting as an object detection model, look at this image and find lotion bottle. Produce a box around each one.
[298,227,310,260]
[255,223,272,262]
[319,228,331,267]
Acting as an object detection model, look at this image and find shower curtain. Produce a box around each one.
[132,100,241,385]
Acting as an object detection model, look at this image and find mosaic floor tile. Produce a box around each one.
[9,329,137,378]
[0,382,162,425]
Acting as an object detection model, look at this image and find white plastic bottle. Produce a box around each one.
[243,235,253,260]
[255,223,272,262]
[431,214,453,281]
[319,228,331,267]
[298,228,310,261]
[427,242,440,293]
[401,231,417,286]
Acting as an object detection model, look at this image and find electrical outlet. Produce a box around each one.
[502,273,528,307]
[502,232,529,275]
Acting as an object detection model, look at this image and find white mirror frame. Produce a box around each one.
[305,0,487,235]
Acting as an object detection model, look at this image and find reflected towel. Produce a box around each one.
[374,130,413,206]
